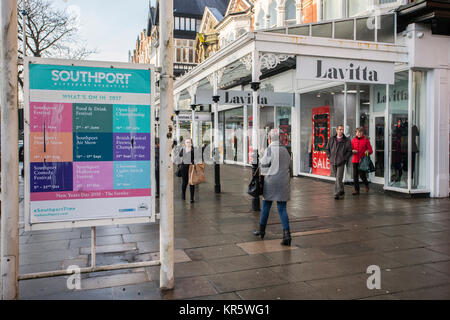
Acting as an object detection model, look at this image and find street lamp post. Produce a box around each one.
[212,95,221,193]
[1,0,20,300]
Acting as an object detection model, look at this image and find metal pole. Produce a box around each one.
[212,73,221,193]
[251,50,260,211]
[159,0,174,290]
[1,0,20,300]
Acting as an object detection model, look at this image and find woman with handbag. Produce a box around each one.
[179,138,195,202]
[351,127,373,195]
[253,130,292,246]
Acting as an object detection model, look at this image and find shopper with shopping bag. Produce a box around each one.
[351,127,373,195]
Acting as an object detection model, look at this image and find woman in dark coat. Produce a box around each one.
[253,130,292,246]
[179,138,195,202]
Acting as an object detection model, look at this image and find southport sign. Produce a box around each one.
[297,56,395,85]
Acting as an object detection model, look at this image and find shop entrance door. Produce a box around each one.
[369,113,386,184]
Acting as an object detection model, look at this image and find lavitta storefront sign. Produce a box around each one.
[195,90,295,107]
[297,56,395,85]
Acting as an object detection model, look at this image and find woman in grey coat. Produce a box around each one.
[253,130,292,246]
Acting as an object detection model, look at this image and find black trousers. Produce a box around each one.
[353,163,369,192]
[181,165,195,200]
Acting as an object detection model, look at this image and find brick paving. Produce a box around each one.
[5,165,450,299]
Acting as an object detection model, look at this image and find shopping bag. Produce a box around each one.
[188,163,206,185]
[359,156,376,173]
[247,168,264,197]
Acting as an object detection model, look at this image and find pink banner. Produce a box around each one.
[30,189,151,202]
[30,102,72,133]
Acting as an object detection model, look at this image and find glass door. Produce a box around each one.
[369,113,385,184]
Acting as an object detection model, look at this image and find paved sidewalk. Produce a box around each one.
[12,165,450,300]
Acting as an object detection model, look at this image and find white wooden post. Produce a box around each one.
[1,0,20,300]
[159,0,174,290]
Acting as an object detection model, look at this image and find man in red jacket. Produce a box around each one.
[351,127,373,195]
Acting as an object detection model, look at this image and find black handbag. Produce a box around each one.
[175,164,182,177]
[247,168,264,197]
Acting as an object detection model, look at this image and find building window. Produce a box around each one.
[285,0,296,21]
[175,17,180,30]
[174,39,196,64]
[196,19,201,31]
[323,0,343,20]
[191,18,196,31]
[269,0,277,27]
[257,9,265,30]
[347,0,369,17]
[180,17,185,30]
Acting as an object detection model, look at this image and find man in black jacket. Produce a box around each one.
[325,125,353,200]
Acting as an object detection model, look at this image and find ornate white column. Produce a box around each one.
[277,0,286,27]
[296,0,303,24]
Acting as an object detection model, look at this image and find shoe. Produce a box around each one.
[190,199,195,203]
[253,224,266,240]
[352,191,360,195]
[281,229,291,246]
[339,191,345,196]
[334,195,339,200]
[365,186,369,193]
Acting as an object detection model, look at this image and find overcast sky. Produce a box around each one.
[53,0,153,62]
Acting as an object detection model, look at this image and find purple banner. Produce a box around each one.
[113,133,150,161]
[30,162,74,193]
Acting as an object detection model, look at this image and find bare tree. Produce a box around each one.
[17,0,98,86]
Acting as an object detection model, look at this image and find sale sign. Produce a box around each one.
[24,58,154,228]
[312,106,331,176]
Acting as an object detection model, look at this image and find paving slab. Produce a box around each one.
[237,282,327,300]
[81,272,149,291]
[185,244,247,261]
[380,248,450,266]
[206,268,289,293]
[237,240,298,255]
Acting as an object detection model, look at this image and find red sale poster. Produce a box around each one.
[312,106,331,176]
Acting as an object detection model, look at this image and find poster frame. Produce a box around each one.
[24,57,156,232]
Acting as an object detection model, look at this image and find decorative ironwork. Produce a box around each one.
[259,53,294,70]
[240,54,252,71]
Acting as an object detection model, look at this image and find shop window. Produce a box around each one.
[300,85,345,176]
[224,108,244,163]
[277,107,292,155]
[388,71,409,189]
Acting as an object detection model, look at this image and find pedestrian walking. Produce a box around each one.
[178,138,195,202]
[351,127,373,195]
[253,130,292,246]
[325,125,353,200]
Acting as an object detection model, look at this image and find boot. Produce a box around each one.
[253,224,266,240]
[281,229,291,246]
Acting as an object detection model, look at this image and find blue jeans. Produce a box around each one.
[260,200,290,230]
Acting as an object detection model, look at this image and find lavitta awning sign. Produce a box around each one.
[297,56,395,85]
[195,90,294,107]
